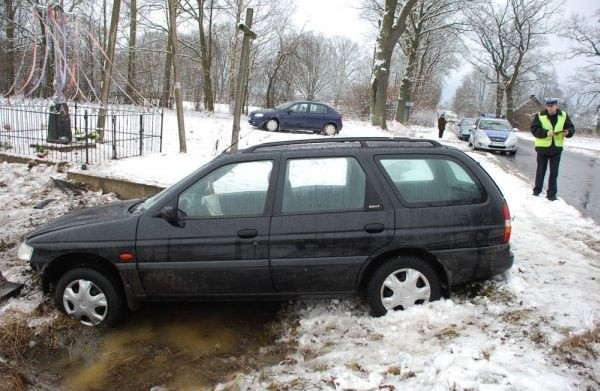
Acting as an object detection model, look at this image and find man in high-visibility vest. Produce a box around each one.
[530,97,575,201]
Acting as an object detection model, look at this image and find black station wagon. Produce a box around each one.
[18,138,513,327]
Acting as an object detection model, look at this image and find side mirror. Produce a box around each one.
[157,206,184,227]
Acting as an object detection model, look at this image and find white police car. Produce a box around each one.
[468,115,518,155]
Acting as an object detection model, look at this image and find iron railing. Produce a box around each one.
[0,102,163,164]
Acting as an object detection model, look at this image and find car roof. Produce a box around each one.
[238,137,444,153]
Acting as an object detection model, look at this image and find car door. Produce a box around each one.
[283,102,309,129]
[269,152,395,294]
[135,159,277,297]
[305,103,327,131]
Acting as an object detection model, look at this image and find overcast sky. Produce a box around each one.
[292,0,599,105]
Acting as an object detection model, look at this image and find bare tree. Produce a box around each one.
[464,0,558,122]
[368,0,419,129]
[293,32,331,100]
[394,0,461,122]
[329,36,362,107]
[563,11,600,116]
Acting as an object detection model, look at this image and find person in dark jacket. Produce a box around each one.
[437,114,447,139]
[530,97,575,201]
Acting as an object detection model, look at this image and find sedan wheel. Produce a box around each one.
[367,257,441,316]
[322,124,337,136]
[265,119,279,132]
[55,268,124,327]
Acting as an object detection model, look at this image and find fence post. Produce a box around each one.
[139,114,144,156]
[112,115,117,160]
[84,110,89,164]
[160,109,164,153]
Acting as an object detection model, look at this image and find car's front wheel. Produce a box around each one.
[322,123,337,136]
[367,257,441,316]
[264,119,279,132]
[54,267,125,327]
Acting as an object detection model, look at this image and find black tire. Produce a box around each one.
[264,119,279,132]
[54,267,125,327]
[367,257,441,317]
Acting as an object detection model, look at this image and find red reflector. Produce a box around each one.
[502,202,511,243]
[119,253,134,262]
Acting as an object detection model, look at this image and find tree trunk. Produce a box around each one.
[395,23,421,123]
[126,0,138,104]
[495,75,504,117]
[197,0,214,112]
[2,0,16,95]
[370,0,418,129]
[97,0,122,137]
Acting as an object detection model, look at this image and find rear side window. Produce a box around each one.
[282,157,367,213]
[309,104,327,114]
[378,157,485,206]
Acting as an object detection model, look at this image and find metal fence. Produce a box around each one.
[0,102,163,164]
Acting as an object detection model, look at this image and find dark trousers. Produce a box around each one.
[534,152,561,196]
[438,128,444,138]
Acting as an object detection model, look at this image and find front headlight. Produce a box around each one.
[477,130,491,143]
[253,113,264,118]
[17,241,33,261]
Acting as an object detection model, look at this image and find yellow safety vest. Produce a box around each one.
[535,112,567,148]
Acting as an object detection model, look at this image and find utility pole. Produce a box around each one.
[230,8,256,152]
[168,0,187,153]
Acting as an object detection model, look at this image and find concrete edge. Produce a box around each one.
[67,171,165,200]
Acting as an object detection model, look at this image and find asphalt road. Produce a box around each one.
[499,138,600,224]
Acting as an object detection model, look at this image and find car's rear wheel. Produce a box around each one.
[367,257,441,316]
[55,267,124,327]
[264,119,279,132]
[322,123,337,136]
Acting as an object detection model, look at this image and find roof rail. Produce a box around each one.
[244,137,443,153]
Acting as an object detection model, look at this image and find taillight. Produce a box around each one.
[502,202,511,243]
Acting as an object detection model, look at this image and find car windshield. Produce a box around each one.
[460,119,476,127]
[479,120,512,131]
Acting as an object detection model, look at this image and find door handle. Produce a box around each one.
[364,223,385,233]
[237,229,258,239]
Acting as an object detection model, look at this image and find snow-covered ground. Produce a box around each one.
[1,107,599,390]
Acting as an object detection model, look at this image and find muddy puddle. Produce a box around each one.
[34,301,286,390]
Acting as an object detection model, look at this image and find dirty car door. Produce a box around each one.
[135,160,275,297]
[269,154,394,293]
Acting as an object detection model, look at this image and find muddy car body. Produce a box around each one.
[19,137,514,326]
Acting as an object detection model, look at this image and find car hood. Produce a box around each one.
[28,199,140,237]
[251,108,278,116]
[483,130,510,141]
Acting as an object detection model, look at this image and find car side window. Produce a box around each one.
[291,103,309,112]
[178,160,273,217]
[282,157,367,213]
[309,104,326,114]
[379,157,485,206]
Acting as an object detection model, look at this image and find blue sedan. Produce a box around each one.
[248,101,343,135]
